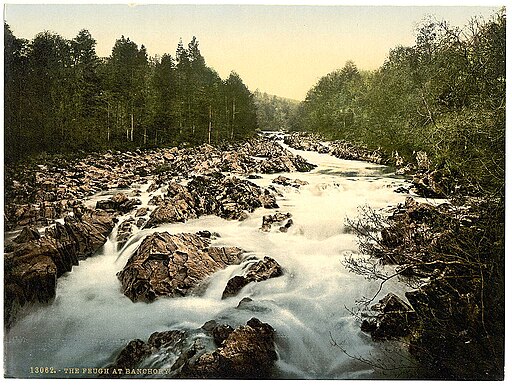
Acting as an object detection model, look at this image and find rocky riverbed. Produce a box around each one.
[4,133,422,379]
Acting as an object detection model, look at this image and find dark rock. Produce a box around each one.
[237,297,253,307]
[222,256,283,299]
[117,217,136,244]
[272,175,309,189]
[117,232,244,302]
[148,330,186,349]
[135,207,148,217]
[361,293,417,340]
[4,208,115,327]
[202,321,234,346]
[260,212,292,232]
[96,192,142,213]
[215,317,277,378]
[195,230,220,239]
[184,318,277,379]
[145,174,278,228]
[279,219,293,233]
[258,155,315,174]
[108,339,152,370]
[13,226,41,244]
[103,318,277,379]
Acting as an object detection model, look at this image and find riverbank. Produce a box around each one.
[285,132,505,380]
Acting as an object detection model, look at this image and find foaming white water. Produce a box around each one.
[4,144,416,379]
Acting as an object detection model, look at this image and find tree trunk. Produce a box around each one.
[231,99,236,140]
[208,104,212,145]
[107,101,110,143]
[130,102,134,142]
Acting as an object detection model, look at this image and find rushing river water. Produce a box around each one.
[4,140,418,379]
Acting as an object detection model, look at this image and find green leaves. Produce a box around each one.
[5,28,259,159]
[294,10,505,198]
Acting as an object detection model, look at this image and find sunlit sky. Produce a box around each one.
[3,2,502,100]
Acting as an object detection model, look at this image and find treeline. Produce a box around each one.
[293,10,505,199]
[4,24,257,162]
[253,90,299,132]
[293,10,505,380]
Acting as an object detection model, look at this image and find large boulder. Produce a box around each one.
[104,318,277,379]
[4,208,116,327]
[117,232,244,302]
[185,318,277,378]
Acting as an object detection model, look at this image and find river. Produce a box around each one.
[4,138,418,379]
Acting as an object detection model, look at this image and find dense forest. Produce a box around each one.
[293,10,505,200]
[253,90,299,132]
[4,24,258,162]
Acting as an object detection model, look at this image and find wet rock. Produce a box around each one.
[145,174,278,228]
[106,339,152,371]
[135,207,148,217]
[258,155,315,174]
[96,192,142,213]
[4,208,116,327]
[260,212,292,232]
[361,293,417,340]
[279,219,293,233]
[213,317,277,378]
[148,195,164,206]
[195,230,220,239]
[202,321,234,346]
[222,256,283,299]
[117,232,244,302]
[117,217,136,244]
[13,226,41,244]
[103,318,277,379]
[272,175,309,189]
[148,330,186,349]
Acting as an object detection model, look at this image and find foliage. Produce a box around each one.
[345,198,504,379]
[253,90,299,132]
[4,29,259,161]
[293,10,505,199]
[291,9,505,380]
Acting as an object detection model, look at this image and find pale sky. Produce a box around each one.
[3,2,501,100]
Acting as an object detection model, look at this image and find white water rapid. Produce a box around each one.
[4,140,420,379]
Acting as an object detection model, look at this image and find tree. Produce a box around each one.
[105,35,149,145]
[223,71,258,140]
[4,23,29,161]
